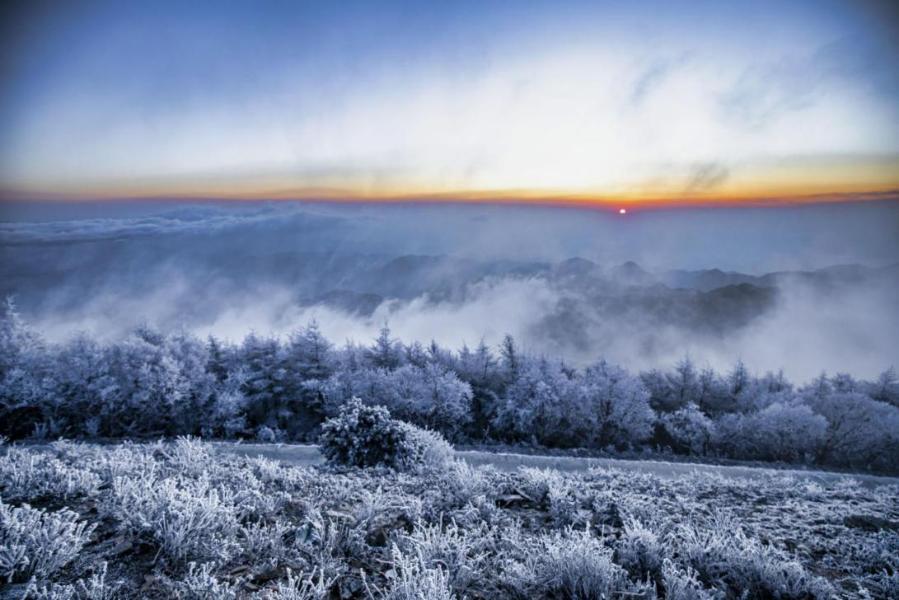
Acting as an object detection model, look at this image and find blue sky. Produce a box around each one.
[1,0,897,203]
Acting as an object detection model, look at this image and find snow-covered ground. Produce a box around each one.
[214,442,899,489]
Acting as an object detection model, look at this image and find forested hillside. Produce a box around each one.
[2,299,897,473]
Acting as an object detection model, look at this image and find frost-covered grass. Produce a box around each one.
[1,439,897,599]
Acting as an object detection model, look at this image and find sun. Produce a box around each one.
[619,208,627,215]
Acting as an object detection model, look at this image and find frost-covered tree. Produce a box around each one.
[369,324,402,370]
[578,361,656,449]
[239,333,286,431]
[205,335,231,383]
[42,334,107,436]
[0,297,41,378]
[659,403,715,455]
[456,340,502,438]
[499,334,519,380]
[642,358,703,413]
[285,321,334,381]
[804,391,899,470]
[280,321,336,438]
[404,341,429,368]
[715,402,827,463]
[641,369,672,412]
[0,298,49,438]
[413,363,472,437]
[317,363,472,439]
[2,297,898,472]
[494,359,575,446]
[689,360,760,416]
[867,367,898,407]
[830,372,858,394]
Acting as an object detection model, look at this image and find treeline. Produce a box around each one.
[1,299,898,472]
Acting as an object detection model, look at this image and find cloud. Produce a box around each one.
[683,162,729,195]
[4,201,898,382]
[628,55,689,108]
[718,35,899,132]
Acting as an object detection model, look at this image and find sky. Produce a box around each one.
[0,0,898,206]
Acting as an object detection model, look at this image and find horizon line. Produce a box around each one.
[2,187,898,212]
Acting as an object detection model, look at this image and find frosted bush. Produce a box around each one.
[319,398,454,472]
[399,521,493,596]
[0,448,101,502]
[661,404,715,455]
[268,568,335,600]
[23,562,118,600]
[256,425,279,443]
[88,444,159,484]
[238,520,292,563]
[674,514,834,599]
[508,527,652,599]
[161,436,214,477]
[382,545,457,600]
[426,460,495,514]
[354,486,423,528]
[616,518,666,580]
[661,560,716,600]
[515,467,587,526]
[165,561,240,599]
[103,474,239,563]
[395,423,455,473]
[0,439,890,598]
[319,399,407,468]
[0,500,95,583]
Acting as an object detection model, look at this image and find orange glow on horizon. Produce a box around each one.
[3,185,898,211]
[3,155,899,210]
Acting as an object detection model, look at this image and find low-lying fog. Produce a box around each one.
[2,199,897,381]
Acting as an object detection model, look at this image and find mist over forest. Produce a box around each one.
[2,199,897,381]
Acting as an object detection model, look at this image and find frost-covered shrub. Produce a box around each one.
[382,545,456,600]
[102,474,239,563]
[0,448,102,502]
[0,439,891,598]
[319,399,407,468]
[319,398,454,472]
[268,568,334,600]
[0,500,95,583]
[660,404,715,455]
[432,460,492,503]
[350,486,424,549]
[616,518,666,580]
[804,391,899,471]
[661,560,716,600]
[256,425,280,443]
[508,528,652,599]
[238,520,292,563]
[514,468,588,526]
[395,423,455,473]
[165,562,240,599]
[398,522,493,597]
[23,562,118,600]
[714,403,827,463]
[675,514,834,599]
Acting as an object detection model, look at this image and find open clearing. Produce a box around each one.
[215,442,899,489]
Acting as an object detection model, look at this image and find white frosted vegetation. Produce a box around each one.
[0,440,896,598]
